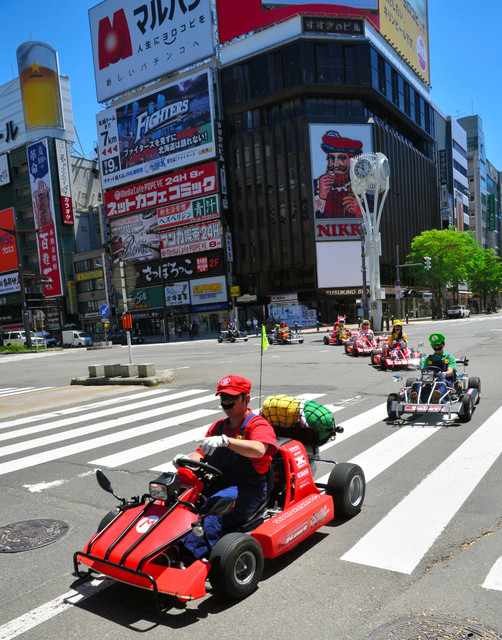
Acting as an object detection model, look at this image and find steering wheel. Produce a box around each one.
[176,456,223,478]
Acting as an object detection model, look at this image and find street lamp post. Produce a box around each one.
[350,153,390,331]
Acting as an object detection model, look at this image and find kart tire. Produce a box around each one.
[323,336,329,345]
[344,345,349,354]
[326,462,365,518]
[352,348,358,357]
[405,377,417,388]
[209,533,264,600]
[380,358,386,370]
[458,395,473,423]
[468,377,481,404]
[371,350,378,365]
[336,337,342,346]
[217,337,223,343]
[97,510,118,532]
[230,336,236,343]
[387,393,399,420]
[299,339,304,344]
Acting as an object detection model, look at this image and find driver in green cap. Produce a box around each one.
[411,332,457,403]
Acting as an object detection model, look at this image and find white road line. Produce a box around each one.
[0,351,65,364]
[0,577,112,640]
[0,386,53,397]
[341,406,502,574]
[91,423,212,467]
[319,403,387,452]
[0,387,171,430]
[0,393,218,457]
[482,557,502,591]
[0,389,208,442]
[0,408,217,476]
[317,424,442,485]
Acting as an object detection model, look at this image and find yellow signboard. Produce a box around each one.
[230,285,241,298]
[76,269,103,281]
[379,0,430,86]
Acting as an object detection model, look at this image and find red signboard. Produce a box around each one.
[215,0,379,44]
[104,162,218,219]
[161,221,222,258]
[0,208,19,274]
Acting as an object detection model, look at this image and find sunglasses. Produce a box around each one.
[432,344,444,349]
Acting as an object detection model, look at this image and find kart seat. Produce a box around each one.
[227,463,277,532]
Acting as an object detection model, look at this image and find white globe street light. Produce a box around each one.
[350,152,390,330]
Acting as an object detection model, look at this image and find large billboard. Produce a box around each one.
[160,220,222,257]
[0,208,19,274]
[215,0,379,44]
[309,124,372,289]
[134,250,225,288]
[379,0,429,85]
[109,210,160,263]
[27,139,63,297]
[104,161,218,218]
[97,70,216,188]
[89,0,215,102]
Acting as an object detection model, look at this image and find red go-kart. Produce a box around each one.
[74,424,365,606]
[345,333,386,357]
[324,327,353,346]
[371,340,424,370]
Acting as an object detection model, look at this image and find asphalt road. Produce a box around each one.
[0,314,501,640]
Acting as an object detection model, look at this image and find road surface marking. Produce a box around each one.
[341,407,502,574]
[482,557,502,591]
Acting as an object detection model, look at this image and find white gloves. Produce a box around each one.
[173,453,187,468]
[200,434,229,456]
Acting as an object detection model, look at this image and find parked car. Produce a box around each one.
[62,330,93,347]
[446,304,470,319]
[35,331,58,347]
[107,330,145,345]
[3,330,45,347]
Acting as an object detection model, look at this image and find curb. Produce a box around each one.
[70,369,175,387]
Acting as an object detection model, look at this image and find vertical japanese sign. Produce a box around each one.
[55,139,74,225]
[0,207,19,273]
[27,139,63,297]
[0,154,10,186]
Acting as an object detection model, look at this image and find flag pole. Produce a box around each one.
[259,324,269,407]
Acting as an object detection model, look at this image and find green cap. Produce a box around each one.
[429,332,445,346]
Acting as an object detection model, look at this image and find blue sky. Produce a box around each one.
[1,1,501,168]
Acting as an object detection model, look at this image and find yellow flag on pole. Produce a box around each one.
[261,324,269,351]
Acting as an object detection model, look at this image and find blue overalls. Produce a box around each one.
[183,413,268,559]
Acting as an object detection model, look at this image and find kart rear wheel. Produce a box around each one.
[326,462,365,518]
[230,336,236,343]
[380,358,386,370]
[387,393,399,420]
[323,336,329,345]
[209,533,264,600]
[352,348,358,357]
[217,337,223,343]
[458,395,473,423]
[468,377,481,404]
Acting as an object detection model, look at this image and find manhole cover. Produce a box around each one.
[368,615,502,640]
[0,519,68,552]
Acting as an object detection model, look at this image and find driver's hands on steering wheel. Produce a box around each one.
[200,434,229,455]
[437,371,446,380]
[173,453,188,468]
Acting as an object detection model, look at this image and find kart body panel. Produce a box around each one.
[372,346,422,369]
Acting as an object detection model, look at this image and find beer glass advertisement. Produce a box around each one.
[109,210,160,263]
[89,0,215,102]
[0,208,18,273]
[16,41,63,131]
[104,162,218,219]
[160,220,222,257]
[309,124,372,242]
[96,70,216,188]
[27,139,63,297]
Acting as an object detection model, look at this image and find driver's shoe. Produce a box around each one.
[432,390,441,404]
[410,391,418,403]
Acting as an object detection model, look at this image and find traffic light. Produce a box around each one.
[422,256,431,270]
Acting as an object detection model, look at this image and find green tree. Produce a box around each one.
[464,246,502,311]
[407,228,476,316]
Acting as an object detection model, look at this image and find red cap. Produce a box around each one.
[216,375,252,396]
[321,130,363,155]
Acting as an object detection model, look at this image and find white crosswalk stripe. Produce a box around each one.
[1,386,500,594]
[0,386,54,397]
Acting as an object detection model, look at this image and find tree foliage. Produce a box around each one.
[407,227,502,305]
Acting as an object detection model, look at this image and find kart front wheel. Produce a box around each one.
[209,533,264,600]
[326,462,365,518]
[97,510,118,532]
[217,337,223,343]
[458,395,473,423]
[468,377,481,404]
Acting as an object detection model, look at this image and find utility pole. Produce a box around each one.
[119,259,133,365]
[396,244,401,320]
[361,227,369,320]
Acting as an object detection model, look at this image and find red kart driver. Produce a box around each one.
[174,375,277,559]
[278,320,290,339]
[356,319,374,345]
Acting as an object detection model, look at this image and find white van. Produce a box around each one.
[3,330,45,347]
[62,330,93,347]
